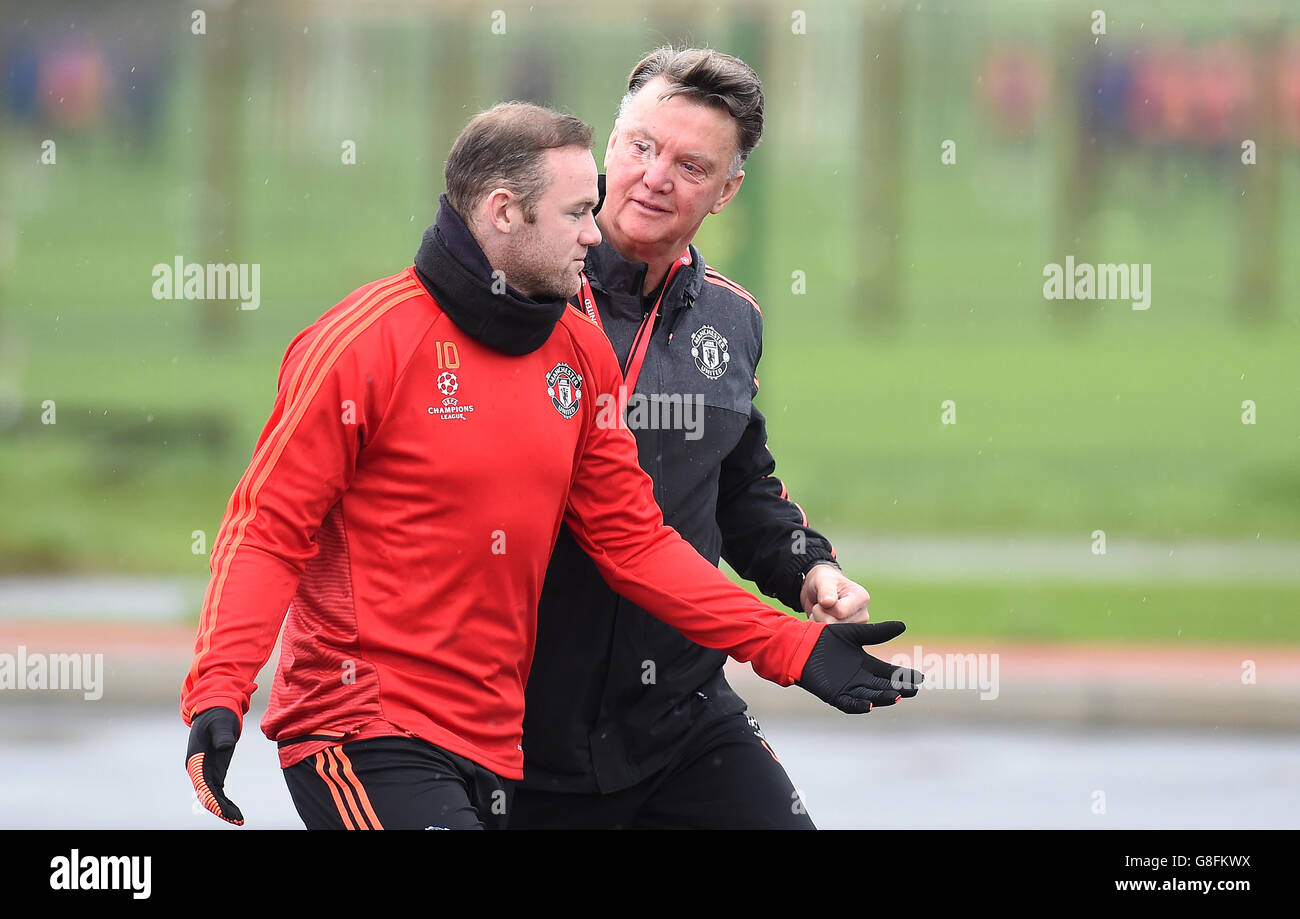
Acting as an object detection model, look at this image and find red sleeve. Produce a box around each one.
[180,291,402,729]
[562,331,825,687]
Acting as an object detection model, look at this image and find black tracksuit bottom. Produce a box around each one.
[282,736,513,830]
[509,708,816,830]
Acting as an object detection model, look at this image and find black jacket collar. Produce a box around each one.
[582,236,704,318]
[413,196,568,356]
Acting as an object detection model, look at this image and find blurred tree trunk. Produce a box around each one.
[858,1,905,327]
[1051,15,1101,324]
[647,0,697,49]
[722,16,769,301]
[1237,25,1281,323]
[428,2,478,209]
[197,0,247,342]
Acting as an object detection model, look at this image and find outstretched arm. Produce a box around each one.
[560,338,919,704]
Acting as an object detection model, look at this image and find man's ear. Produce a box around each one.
[709,169,745,216]
[482,187,518,234]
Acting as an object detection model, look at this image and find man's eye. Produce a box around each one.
[632,141,651,154]
[683,163,702,176]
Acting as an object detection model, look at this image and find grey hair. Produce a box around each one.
[617,46,764,178]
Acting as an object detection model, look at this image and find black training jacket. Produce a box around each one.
[521,236,839,794]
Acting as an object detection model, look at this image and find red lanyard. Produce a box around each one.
[578,250,690,394]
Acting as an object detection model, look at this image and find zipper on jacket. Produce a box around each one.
[666,292,694,344]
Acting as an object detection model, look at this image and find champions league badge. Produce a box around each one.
[690,325,730,381]
[547,362,583,419]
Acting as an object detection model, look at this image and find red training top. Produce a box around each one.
[180,267,824,779]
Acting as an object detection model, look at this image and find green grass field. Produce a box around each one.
[831,577,1300,644]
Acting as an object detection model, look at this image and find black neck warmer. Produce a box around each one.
[413,195,568,356]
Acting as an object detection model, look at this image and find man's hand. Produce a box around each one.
[797,620,923,714]
[186,707,245,826]
[801,563,871,623]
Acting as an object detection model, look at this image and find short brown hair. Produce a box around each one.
[621,47,764,176]
[445,102,593,222]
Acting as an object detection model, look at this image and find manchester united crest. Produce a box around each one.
[546,362,583,419]
[690,325,730,381]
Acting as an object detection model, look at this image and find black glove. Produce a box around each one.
[186,706,245,826]
[797,620,923,714]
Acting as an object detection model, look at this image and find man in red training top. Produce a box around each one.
[181,102,921,830]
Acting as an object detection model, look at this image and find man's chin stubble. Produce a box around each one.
[530,278,580,302]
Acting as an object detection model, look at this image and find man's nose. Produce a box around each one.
[642,154,672,193]
[580,211,602,246]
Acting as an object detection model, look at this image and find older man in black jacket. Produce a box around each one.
[514,47,902,829]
